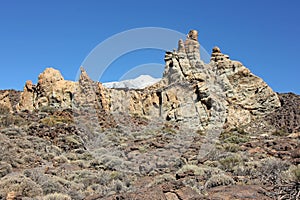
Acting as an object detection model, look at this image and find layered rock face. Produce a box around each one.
[13,30,281,131]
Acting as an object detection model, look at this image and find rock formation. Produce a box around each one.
[0,30,299,200]
[12,30,282,131]
[0,90,21,112]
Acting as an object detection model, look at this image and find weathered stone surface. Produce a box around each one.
[265,93,300,133]
[17,68,76,111]
[10,30,282,132]
[0,90,21,112]
[16,80,35,111]
[187,29,198,41]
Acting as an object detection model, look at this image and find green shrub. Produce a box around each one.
[219,155,242,172]
[196,129,205,136]
[220,131,249,144]
[223,143,240,152]
[40,116,72,126]
[224,135,249,144]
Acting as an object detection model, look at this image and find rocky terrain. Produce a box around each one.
[0,30,299,199]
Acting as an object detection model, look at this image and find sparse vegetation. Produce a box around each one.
[258,158,290,184]
[0,104,10,115]
[177,164,205,176]
[43,193,71,200]
[205,174,235,189]
[272,129,289,136]
[219,154,243,172]
[0,98,298,199]
[220,131,249,144]
[291,165,300,182]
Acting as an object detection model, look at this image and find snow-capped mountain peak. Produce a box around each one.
[103,75,161,89]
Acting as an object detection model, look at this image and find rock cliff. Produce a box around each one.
[11,30,282,131]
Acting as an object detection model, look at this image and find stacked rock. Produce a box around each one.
[210,46,230,62]
[184,30,201,67]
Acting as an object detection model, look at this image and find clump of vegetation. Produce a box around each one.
[0,114,25,127]
[0,104,10,115]
[39,106,57,114]
[272,129,289,136]
[291,165,300,182]
[153,174,175,185]
[0,175,43,198]
[43,192,71,200]
[161,123,177,134]
[177,164,205,176]
[258,158,290,184]
[205,174,235,189]
[219,154,243,172]
[223,143,240,152]
[196,129,205,136]
[220,131,249,144]
[40,115,72,126]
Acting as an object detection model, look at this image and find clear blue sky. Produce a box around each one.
[0,0,299,94]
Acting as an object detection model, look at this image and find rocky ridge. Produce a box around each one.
[7,30,282,133]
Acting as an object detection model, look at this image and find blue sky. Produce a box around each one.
[0,0,299,94]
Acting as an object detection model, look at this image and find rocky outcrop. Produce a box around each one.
[11,30,282,132]
[265,93,300,133]
[17,68,76,111]
[16,80,35,111]
[0,90,21,112]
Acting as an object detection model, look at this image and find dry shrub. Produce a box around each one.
[258,158,290,184]
[43,193,71,200]
[0,175,43,198]
[205,174,235,189]
[219,154,243,172]
[0,104,10,115]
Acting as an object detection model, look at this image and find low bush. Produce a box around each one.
[43,193,71,200]
[0,175,43,198]
[205,174,235,189]
[0,104,10,115]
[272,129,289,136]
[223,143,240,152]
[292,165,300,182]
[0,114,25,127]
[258,158,290,184]
[220,131,249,144]
[177,164,205,176]
[219,154,243,172]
